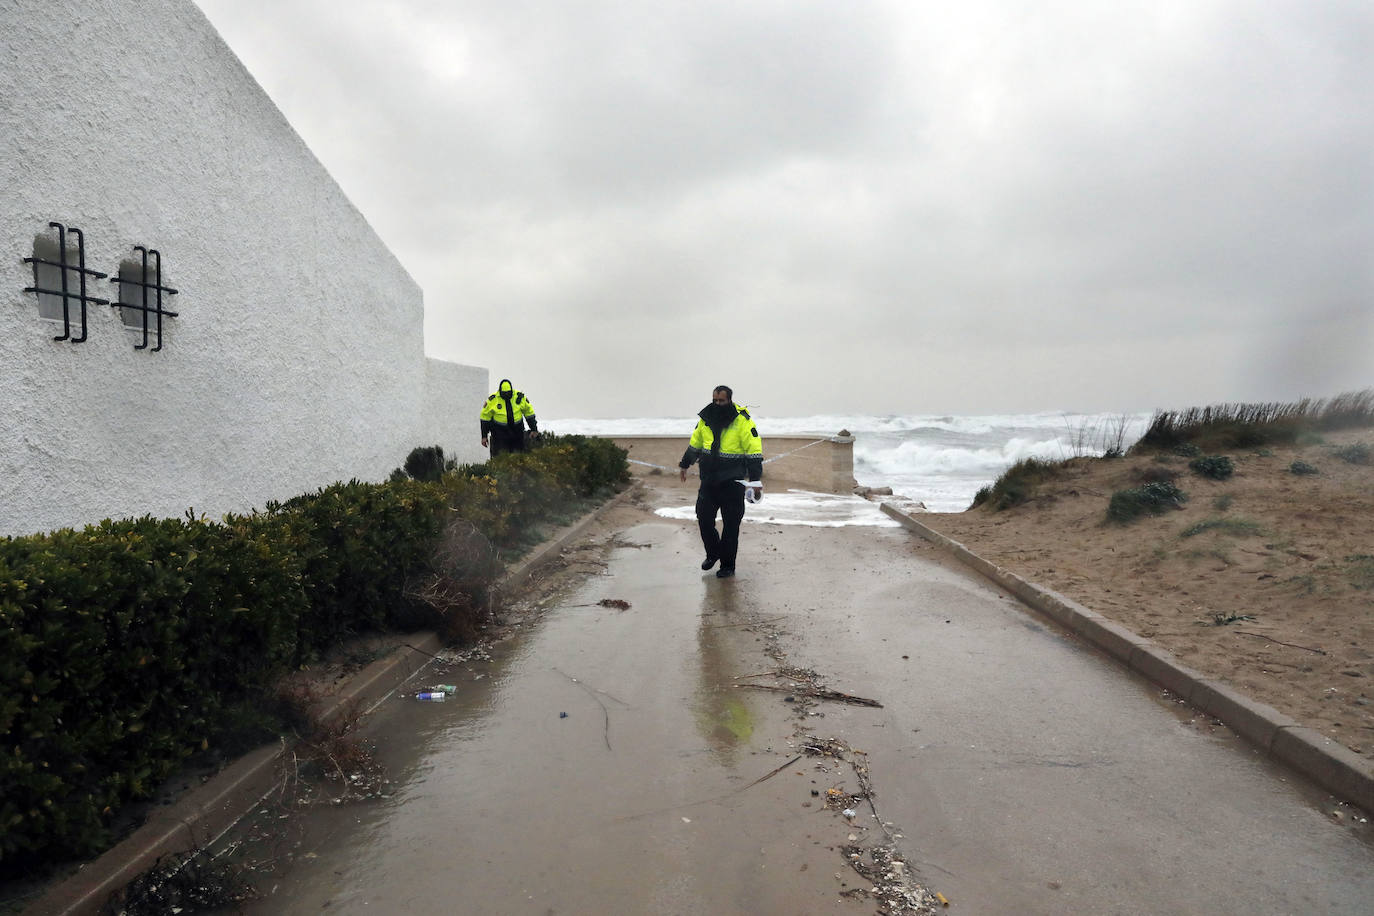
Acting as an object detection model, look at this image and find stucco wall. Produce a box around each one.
[0,0,486,537]
[425,358,490,459]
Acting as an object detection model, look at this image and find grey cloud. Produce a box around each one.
[195,0,1373,417]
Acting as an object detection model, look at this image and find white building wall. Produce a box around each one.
[425,358,489,463]
[0,0,486,537]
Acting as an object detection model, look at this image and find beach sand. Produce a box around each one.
[919,426,1374,762]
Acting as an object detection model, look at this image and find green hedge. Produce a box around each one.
[0,437,627,873]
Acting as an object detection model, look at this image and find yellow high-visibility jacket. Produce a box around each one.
[480,381,537,438]
[679,404,763,484]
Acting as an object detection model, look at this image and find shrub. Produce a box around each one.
[401,445,451,482]
[1333,442,1370,465]
[402,519,502,643]
[1106,482,1187,523]
[1188,455,1234,480]
[969,457,1063,511]
[535,432,631,497]
[1289,460,1319,476]
[270,478,449,664]
[0,515,308,868]
[1172,443,1202,457]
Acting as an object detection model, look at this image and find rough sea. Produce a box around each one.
[548,411,1152,526]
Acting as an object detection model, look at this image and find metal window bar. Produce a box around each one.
[22,222,110,343]
[109,246,179,351]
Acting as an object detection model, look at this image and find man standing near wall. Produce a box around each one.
[480,378,539,456]
[678,385,763,579]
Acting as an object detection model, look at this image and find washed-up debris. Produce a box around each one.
[1200,611,1256,627]
[1233,630,1327,654]
[799,734,943,913]
[615,752,806,823]
[734,667,882,708]
[723,608,934,912]
[740,754,805,791]
[415,691,446,702]
[839,843,941,915]
[104,845,256,915]
[434,644,494,665]
[564,597,632,610]
[703,614,788,629]
[735,682,882,707]
[554,668,630,750]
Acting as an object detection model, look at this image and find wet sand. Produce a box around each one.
[218,479,1374,914]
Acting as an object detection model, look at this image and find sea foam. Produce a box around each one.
[550,411,1150,513]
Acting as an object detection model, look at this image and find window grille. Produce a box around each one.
[109,246,178,351]
[22,222,110,343]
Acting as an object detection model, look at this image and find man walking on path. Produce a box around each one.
[480,378,539,457]
[679,385,763,578]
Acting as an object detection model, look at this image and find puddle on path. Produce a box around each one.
[209,520,914,915]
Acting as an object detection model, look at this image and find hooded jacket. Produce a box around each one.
[480,379,537,437]
[678,402,763,484]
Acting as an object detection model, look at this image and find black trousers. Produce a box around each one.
[695,479,746,569]
[489,430,527,457]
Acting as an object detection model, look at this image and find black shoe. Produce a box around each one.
[701,556,718,570]
[716,567,735,578]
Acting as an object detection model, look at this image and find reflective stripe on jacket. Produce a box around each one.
[679,405,763,484]
[480,386,537,436]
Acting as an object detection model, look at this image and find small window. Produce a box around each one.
[30,232,74,322]
[115,260,149,329]
[109,247,178,351]
[23,223,108,343]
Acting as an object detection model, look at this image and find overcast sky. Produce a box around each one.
[193,0,1372,419]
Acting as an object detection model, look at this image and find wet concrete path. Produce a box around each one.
[222,485,1373,914]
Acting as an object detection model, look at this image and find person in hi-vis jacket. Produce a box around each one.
[480,378,539,456]
[678,385,763,578]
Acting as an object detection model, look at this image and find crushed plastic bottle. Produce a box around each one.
[432,685,458,695]
[415,691,446,702]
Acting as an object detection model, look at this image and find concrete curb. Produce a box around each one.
[26,483,641,916]
[879,501,1374,814]
[495,480,643,597]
